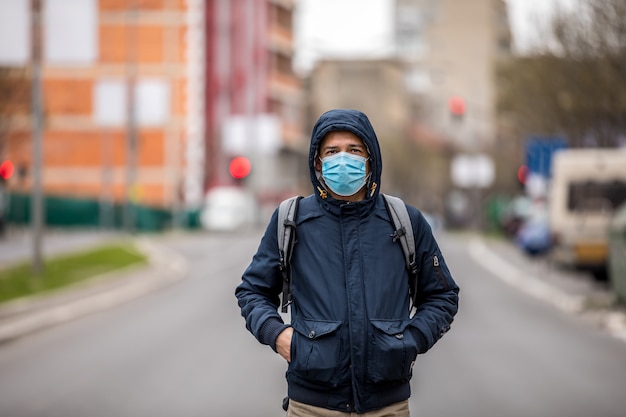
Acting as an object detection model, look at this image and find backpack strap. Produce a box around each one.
[277,196,302,313]
[382,194,419,308]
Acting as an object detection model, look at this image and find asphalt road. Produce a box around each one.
[0,230,625,417]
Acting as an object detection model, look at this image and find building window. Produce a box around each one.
[274,52,292,76]
[45,0,98,65]
[136,79,170,126]
[0,0,29,66]
[405,69,430,93]
[94,79,127,127]
[272,4,292,32]
[94,78,170,127]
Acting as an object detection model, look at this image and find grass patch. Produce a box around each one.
[0,242,148,304]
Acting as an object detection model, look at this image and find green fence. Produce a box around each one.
[3,193,199,232]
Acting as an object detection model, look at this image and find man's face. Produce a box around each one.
[315,131,370,201]
[317,131,368,161]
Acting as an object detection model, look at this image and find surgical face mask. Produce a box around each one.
[321,152,369,196]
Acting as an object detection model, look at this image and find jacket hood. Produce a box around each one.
[309,109,382,201]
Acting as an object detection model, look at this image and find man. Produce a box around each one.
[235,109,459,416]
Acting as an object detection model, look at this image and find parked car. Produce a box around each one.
[200,186,258,232]
[516,216,552,256]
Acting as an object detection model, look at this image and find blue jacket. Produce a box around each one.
[235,109,459,413]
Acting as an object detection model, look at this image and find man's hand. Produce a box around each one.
[276,327,293,362]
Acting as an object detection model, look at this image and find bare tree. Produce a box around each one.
[496,0,626,147]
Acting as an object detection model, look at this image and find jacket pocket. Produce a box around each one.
[368,319,418,383]
[290,318,346,387]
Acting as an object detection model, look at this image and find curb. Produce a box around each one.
[0,237,188,344]
[469,237,626,344]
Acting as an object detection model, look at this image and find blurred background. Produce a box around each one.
[1,1,626,416]
[1,0,625,281]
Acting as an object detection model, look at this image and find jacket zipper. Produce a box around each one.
[433,255,449,290]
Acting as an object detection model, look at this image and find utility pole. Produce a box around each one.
[215,0,231,186]
[30,0,44,275]
[245,0,256,187]
[124,0,138,233]
[165,0,181,229]
[99,129,114,230]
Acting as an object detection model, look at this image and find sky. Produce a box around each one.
[294,0,577,74]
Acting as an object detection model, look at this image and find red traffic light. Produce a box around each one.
[517,164,528,184]
[229,156,251,179]
[448,96,466,117]
[0,160,14,180]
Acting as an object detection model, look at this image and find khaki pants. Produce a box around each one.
[287,399,410,417]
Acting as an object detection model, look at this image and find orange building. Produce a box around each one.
[2,0,197,213]
[0,0,303,228]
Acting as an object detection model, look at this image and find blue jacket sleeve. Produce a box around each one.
[235,209,291,351]
[408,209,460,354]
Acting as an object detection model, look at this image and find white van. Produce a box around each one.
[548,149,626,275]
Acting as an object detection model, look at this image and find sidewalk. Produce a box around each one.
[470,235,626,343]
[0,228,125,267]
[0,230,188,343]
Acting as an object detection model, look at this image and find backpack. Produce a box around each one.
[277,194,418,313]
